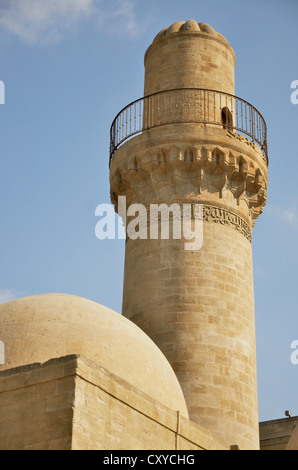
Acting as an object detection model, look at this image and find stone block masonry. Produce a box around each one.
[0,355,229,450]
[110,20,268,449]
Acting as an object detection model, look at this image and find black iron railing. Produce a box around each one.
[109,88,268,165]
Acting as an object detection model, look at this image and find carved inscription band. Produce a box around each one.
[126,203,252,242]
[201,204,252,242]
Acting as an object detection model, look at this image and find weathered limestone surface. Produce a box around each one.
[0,293,188,418]
[286,421,298,450]
[110,20,268,450]
[0,357,75,450]
[0,19,270,452]
[0,355,229,450]
[144,20,236,95]
[260,417,298,451]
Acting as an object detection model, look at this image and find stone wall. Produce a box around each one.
[0,355,229,450]
[259,417,298,450]
[110,123,267,450]
[0,356,74,450]
[144,22,235,95]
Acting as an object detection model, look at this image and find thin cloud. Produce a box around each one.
[270,205,298,228]
[0,0,142,45]
[103,1,139,36]
[0,0,94,44]
[0,289,18,304]
[282,208,298,227]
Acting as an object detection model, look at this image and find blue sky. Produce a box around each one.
[0,0,297,423]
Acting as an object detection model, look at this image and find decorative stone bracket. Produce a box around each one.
[110,142,268,224]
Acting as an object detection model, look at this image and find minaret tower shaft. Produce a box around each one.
[109,20,268,450]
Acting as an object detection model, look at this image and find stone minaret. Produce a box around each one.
[109,20,268,450]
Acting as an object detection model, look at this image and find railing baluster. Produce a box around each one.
[207,90,209,122]
[109,88,268,165]
[118,114,122,145]
[118,114,121,144]
[122,111,124,141]
[144,96,147,130]
[230,95,233,126]
[121,112,123,143]
[236,98,238,129]
[125,108,127,139]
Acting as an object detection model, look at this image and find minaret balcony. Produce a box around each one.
[109,88,268,166]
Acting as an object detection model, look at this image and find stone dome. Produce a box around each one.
[0,293,188,417]
[152,20,229,45]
